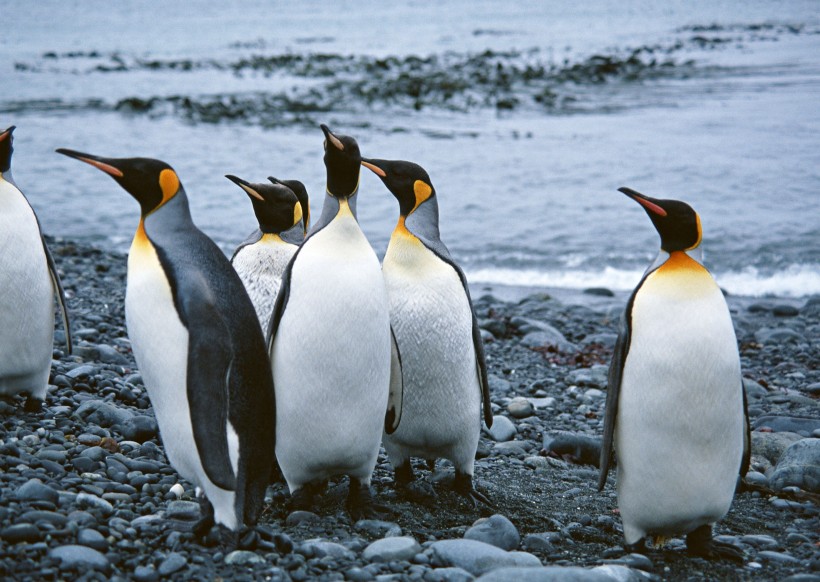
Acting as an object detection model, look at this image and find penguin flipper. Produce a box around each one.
[42,235,73,354]
[266,247,296,351]
[599,306,631,491]
[740,382,751,478]
[184,296,237,492]
[385,326,404,435]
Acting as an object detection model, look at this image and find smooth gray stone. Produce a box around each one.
[507,397,535,419]
[16,478,59,504]
[493,441,529,456]
[430,539,541,576]
[77,528,109,551]
[522,533,560,553]
[1,523,40,543]
[119,415,159,442]
[520,329,577,353]
[224,550,265,565]
[165,500,200,521]
[477,566,611,581]
[464,515,520,551]
[740,534,779,549]
[758,550,800,564]
[434,567,476,582]
[21,510,68,526]
[66,364,98,380]
[580,333,618,349]
[754,327,805,344]
[97,344,130,364]
[751,431,804,464]
[355,519,402,538]
[286,510,321,526]
[592,564,646,581]
[300,539,356,560]
[770,438,820,493]
[363,536,422,562]
[567,365,608,389]
[76,493,114,516]
[74,400,134,427]
[49,545,110,572]
[36,448,67,464]
[743,378,769,400]
[158,552,187,575]
[487,416,517,442]
[133,565,159,582]
[754,416,820,437]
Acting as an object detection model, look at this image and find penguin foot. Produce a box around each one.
[394,461,415,488]
[453,472,493,509]
[192,498,216,541]
[624,538,649,554]
[23,396,43,413]
[686,525,745,563]
[346,481,387,521]
[289,487,316,513]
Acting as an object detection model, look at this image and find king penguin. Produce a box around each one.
[598,187,749,561]
[0,126,72,411]
[227,174,307,332]
[361,157,493,505]
[56,148,276,540]
[268,124,397,518]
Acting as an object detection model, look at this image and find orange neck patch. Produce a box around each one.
[658,250,707,274]
[158,169,180,208]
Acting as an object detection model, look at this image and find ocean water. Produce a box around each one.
[2,0,819,297]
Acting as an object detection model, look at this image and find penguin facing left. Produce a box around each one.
[228,174,307,332]
[360,157,493,506]
[0,125,72,411]
[598,187,749,562]
[56,148,276,540]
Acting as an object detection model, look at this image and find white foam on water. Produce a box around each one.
[467,263,820,298]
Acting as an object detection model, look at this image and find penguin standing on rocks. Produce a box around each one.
[269,125,397,518]
[56,148,276,543]
[228,174,308,332]
[599,187,749,561]
[361,157,493,505]
[0,126,72,411]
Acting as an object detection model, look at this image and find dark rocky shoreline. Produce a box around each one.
[0,238,817,581]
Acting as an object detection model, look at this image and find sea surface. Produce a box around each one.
[3,0,819,297]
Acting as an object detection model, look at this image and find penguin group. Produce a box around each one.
[0,122,749,561]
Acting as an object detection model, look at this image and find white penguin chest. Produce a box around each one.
[231,235,296,332]
[0,179,54,389]
[382,231,480,444]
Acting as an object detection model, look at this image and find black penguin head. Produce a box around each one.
[619,187,702,252]
[361,158,435,216]
[56,149,182,216]
[269,176,310,235]
[226,174,302,235]
[0,126,15,174]
[320,124,361,198]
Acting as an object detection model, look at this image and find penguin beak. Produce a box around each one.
[56,148,124,178]
[619,187,668,217]
[320,124,345,152]
[225,174,265,201]
[0,126,15,141]
[361,159,387,178]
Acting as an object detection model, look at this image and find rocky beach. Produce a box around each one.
[0,238,816,581]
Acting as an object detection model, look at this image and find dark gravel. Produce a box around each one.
[0,237,817,581]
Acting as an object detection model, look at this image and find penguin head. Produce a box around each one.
[56,149,182,216]
[270,176,310,235]
[620,186,702,252]
[225,174,302,235]
[361,158,436,217]
[320,124,361,198]
[0,125,15,174]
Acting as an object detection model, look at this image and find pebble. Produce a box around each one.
[133,565,159,582]
[487,416,517,442]
[300,539,356,560]
[158,552,188,575]
[224,550,266,565]
[754,415,820,437]
[758,550,800,564]
[477,566,613,581]
[464,514,520,551]
[77,528,109,551]
[356,519,403,538]
[507,397,535,419]
[76,492,114,516]
[119,415,159,442]
[769,438,820,493]
[741,534,779,549]
[567,365,608,388]
[431,567,476,582]
[773,304,799,317]
[286,510,321,526]
[754,327,805,344]
[165,500,201,521]
[1,523,40,543]
[363,536,422,562]
[16,478,59,504]
[429,539,541,576]
[49,544,110,572]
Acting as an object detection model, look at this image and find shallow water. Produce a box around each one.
[3,0,819,296]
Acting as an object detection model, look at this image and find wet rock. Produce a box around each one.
[355,519,402,538]
[165,500,200,521]
[772,304,799,317]
[363,536,421,562]
[286,510,321,526]
[477,566,612,581]
[49,544,110,572]
[583,287,615,297]
[464,514,520,551]
[76,492,114,516]
[754,416,820,437]
[580,333,618,348]
[487,416,517,442]
[522,532,561,553]
[521,329,577,353]
[567,365,608,388]
[507,397,534,419]
[300,539,356,560]
[758,550,800,564]
[743,378,769,400]
[1,523,40,543]
[754,327,805,344]
[429,539,541,576]
[119,415,159,442]
[158,552,188,575]
[225,550,266,565]
[16,478,59,504]
[769,438,820,493]
[133,566,159,582]
[543,431,601,466]
[434,567,476,582]
[77,528,109,551]
[75,400,134,427]
[751,431,804,465]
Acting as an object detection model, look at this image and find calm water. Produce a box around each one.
[3,1,819,296]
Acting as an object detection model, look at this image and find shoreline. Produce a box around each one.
[0,237,817,580]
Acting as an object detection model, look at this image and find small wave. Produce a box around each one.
[466,264,820,298]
